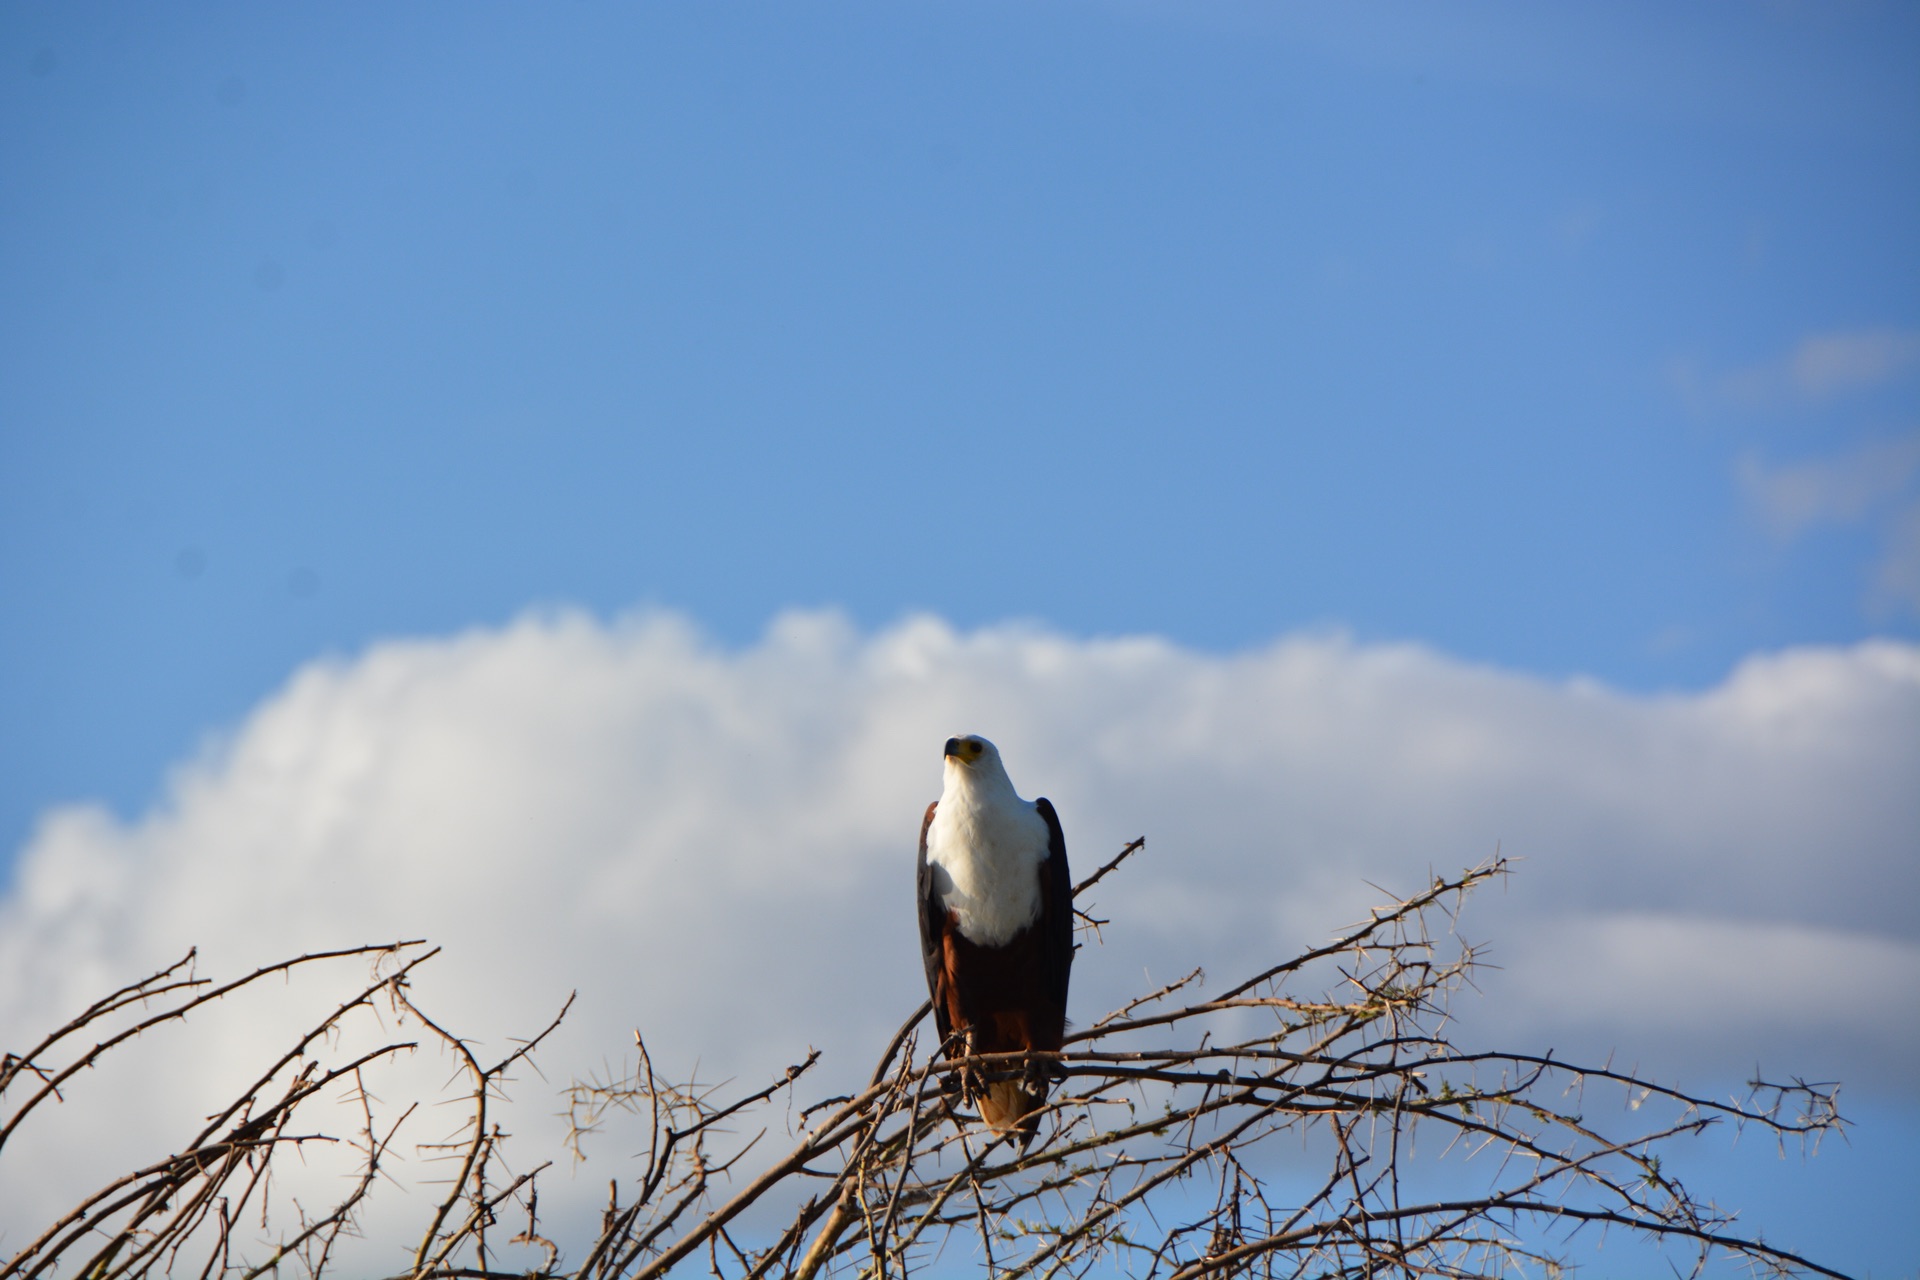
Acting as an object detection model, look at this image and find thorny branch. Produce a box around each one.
[1,848,1851,1279]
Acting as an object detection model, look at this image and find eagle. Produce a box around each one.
[917,734,1072,1140]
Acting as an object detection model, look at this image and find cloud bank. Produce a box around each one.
[2,611,1916,1248]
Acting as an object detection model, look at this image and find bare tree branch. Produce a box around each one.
[1,853,1853,1280]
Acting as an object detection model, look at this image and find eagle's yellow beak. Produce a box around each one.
[944,736,985,763]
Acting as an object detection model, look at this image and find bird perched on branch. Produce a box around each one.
[917,735,1072,1141]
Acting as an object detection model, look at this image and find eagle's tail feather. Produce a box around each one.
[978,1079,1043,1141]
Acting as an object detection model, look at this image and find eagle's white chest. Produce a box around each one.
[926,780,1050,948]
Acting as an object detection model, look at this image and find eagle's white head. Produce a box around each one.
[942,734,1018,796]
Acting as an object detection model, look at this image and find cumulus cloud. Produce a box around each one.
[2,612,1916,1250]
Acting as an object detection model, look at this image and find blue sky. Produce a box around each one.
[4,3,1916,854]
[2,4,1917,1273]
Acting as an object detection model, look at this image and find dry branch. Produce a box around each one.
[1,850,1851,1280]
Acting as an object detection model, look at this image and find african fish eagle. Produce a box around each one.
[917,734,1072,1139]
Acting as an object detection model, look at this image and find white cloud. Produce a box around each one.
[1499,912,1920,1047]
[1677,328,1920,411]
[1,612,1915,1253]
[1790,330,1920,399]
[1736,433,1920,540]
[1876,500,1920,613]
[1734,433,1920,616]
